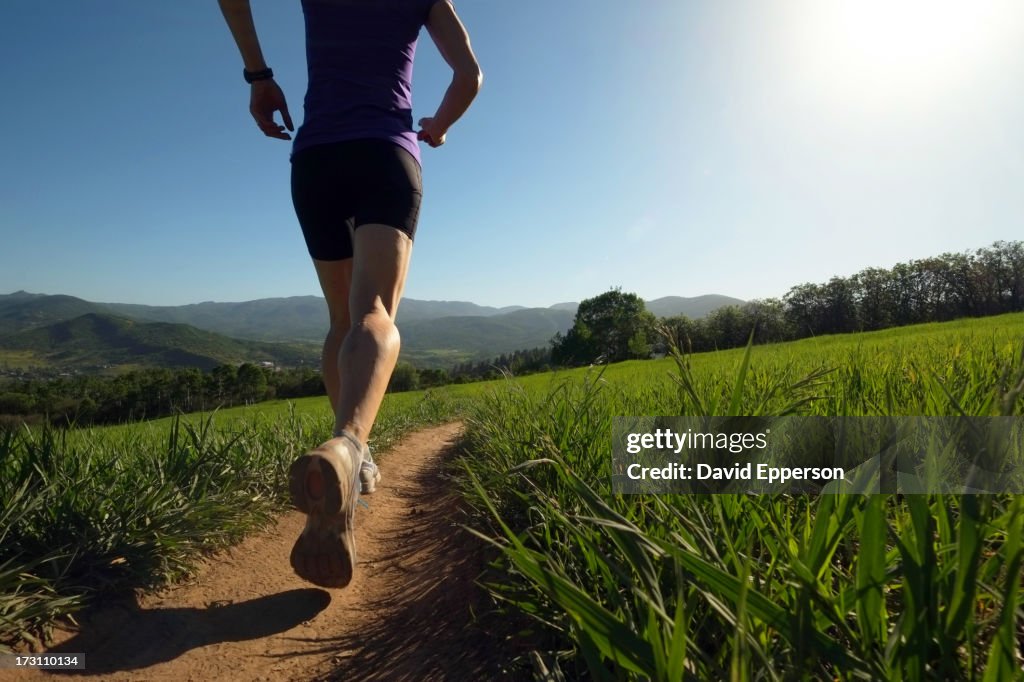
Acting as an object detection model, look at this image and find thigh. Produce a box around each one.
[350,224,413,322]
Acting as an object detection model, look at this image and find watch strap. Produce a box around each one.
[243,67,274,84]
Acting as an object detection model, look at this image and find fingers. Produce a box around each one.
[250,108,291,139]
[250,83,294,140]
[281,102,295,132]
[416,118,431,144]
[255,117,292,139]
[416,118,446,148]
[417,130,439,147]
[267,111,293,139]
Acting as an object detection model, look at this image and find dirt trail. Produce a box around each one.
[14,422,501,682]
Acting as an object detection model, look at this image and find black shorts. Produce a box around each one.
[290,138,422,261]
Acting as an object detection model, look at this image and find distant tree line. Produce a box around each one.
[0,358,462,427]
[386,347,553,389]
[553,241,1024,365]
[386,363,453,393]
[450,347,552,381]
[781,241,1024,335]
[0,363,327,427]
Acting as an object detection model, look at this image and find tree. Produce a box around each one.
[419,368,450,388]
[551,320,592,366]
[854,267,896,331]
[784,283,825,336]
[388,363,420,392]
[552,288,655,365]
[660,315,712,353]
[822,277,859,334]
[211,364,238,403]
[237,363,268,404]
[741,298,790,344]
[0,392,33,415]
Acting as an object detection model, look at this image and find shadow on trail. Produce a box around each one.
[47,588,330,675]
[309,436,506,682]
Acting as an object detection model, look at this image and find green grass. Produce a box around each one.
[400,347,477,368]
[3,311,1024,676]
[457,313,1024,679]
[0,386,463,651]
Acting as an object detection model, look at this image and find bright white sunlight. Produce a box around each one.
[789,0,1021,111]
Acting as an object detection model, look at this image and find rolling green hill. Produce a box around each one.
[100,296,534,340]
[0,291,745,371]
[0,312,319,372]
[645,294,745,318]
[0,291,109,336]
[399,308,576,366]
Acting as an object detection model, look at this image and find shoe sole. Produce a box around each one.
[288,446,359,587]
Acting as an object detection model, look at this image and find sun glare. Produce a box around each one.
[789,0,1020,113]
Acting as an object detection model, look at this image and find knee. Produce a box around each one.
[354,306,401,348]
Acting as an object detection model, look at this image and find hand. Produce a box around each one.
[417,117,447,148]
[249,80,294,140]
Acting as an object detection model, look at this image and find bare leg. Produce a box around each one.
[289,224,412,587]
[312,257,354,413]
[332,224,412,443]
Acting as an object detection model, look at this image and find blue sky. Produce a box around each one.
[2,1,1023,309]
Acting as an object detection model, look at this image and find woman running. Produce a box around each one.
[218,0,481,587]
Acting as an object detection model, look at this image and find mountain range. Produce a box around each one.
[0,291,744,373]
[0,311,317,372]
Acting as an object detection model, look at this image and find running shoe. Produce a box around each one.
[288,431,363,587]
[360,444,381,494]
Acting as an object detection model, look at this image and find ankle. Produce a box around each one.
[332,429,364,456]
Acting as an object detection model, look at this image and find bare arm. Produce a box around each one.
[418,0,482,148]
[218,0,294,140]
[218,0,269,71]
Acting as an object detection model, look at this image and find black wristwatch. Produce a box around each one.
[243,67,274,84]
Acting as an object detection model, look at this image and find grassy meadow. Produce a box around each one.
[459,312,1024,680]
[2,312,1024,679]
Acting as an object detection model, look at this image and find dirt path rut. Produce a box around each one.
[14,422,499,682]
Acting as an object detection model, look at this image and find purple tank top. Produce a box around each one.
[293,0,439,165]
